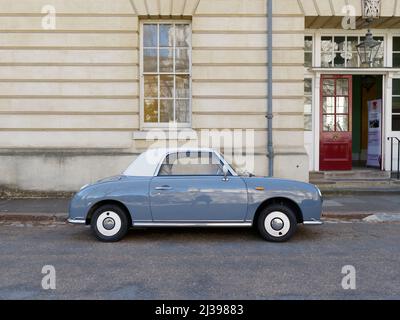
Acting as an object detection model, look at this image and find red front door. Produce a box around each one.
[320,75,352,171]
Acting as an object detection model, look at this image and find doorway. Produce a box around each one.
[319,74,383,171]
[352,75,383,168]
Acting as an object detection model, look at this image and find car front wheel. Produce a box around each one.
[257,204,297,242]
[91,205,129,242]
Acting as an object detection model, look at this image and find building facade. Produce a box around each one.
[0,0,399,191]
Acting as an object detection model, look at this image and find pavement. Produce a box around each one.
[1,193,400,222]
[0,222,399,299]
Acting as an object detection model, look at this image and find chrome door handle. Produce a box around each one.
[155,186,172,191]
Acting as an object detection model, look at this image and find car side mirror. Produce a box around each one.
[222,165,229,181]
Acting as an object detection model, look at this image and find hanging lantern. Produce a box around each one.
[356,29,382,67]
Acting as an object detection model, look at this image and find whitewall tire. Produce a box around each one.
[257,204,297,242]
[91,205,129,242]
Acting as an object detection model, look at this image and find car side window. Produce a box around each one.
[158,152,228,176]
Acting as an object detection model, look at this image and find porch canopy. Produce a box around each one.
[297,0,400,28]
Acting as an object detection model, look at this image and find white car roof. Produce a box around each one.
[123,148,226,177]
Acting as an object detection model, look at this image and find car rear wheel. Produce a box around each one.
[91,205,129,242]
[257,204,297,242]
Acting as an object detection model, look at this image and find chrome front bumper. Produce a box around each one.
[303,219,323,225]
[67,218,86,225]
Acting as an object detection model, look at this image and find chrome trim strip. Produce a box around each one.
[67,218,86,225]
[133,222,252,227]
[303,220,323,226]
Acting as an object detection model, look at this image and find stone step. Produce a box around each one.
[310,170,391,182]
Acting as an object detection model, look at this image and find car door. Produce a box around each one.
[149,151,248,222]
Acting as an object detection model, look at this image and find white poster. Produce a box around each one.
[367,99,382,168]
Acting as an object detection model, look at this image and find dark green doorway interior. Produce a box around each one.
[352,75,383,167]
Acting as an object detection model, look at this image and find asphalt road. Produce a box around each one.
[0,221,399,300]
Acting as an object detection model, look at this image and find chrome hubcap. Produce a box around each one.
[103,217,115,230]
[271,218,284,231]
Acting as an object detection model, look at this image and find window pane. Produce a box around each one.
[304,96,312,113]
[394,37,400,51]
[322,79,335,95]
[144,24,157,47]
[144,99,158,123]
[160,75,173,98]
[346,52,358,67]
[305,52,312,67]
[393,80,400,96]
[176,75,190,98]
[374,40,384,67]
[336,79,349,95]
[336,115,349,131]
[305,36,313,51]
[393,115,400,131]
[393,97,400,114]
[144,76,158,97]
[334,52,345,67]
[159,24,173,47]
[160,100,174,122]
[321,53,333,67]
[323,97,335,114]
[347,37,358,51]
[143,49,157,72]
[304,79,312,94]
[334,36,345,51]
[393,53,400,68]
[161,152,222,176]
[175,48,190,73]
[323,115,335,132]
[176,24,191,47]
[176,100,190,123]
[336,97,349,114]
[159,48,173,72]
[304,114,312,131]
[321,37,334,67]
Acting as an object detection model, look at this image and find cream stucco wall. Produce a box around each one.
[0,0,363,191]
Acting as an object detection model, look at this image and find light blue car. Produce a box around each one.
[68,148,323,242]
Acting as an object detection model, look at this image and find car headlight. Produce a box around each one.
[80,184,89,191]
[316,186,322,198]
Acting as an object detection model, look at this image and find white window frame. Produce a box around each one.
[393,36,400,68]
[318,33,386,68]
[392,78,400,131]
[140,20,192,129]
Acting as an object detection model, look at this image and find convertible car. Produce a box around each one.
[68,148,323,242]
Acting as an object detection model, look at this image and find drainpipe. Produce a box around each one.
[267,0,274,176]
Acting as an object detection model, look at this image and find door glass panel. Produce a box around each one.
[336,97,349,114]
[336,79,349,95]
[323,97,335,113]
[322,79,335,95]
[323,115,335,132]
[336,115,349,131]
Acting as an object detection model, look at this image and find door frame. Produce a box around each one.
[311,69,388,172]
